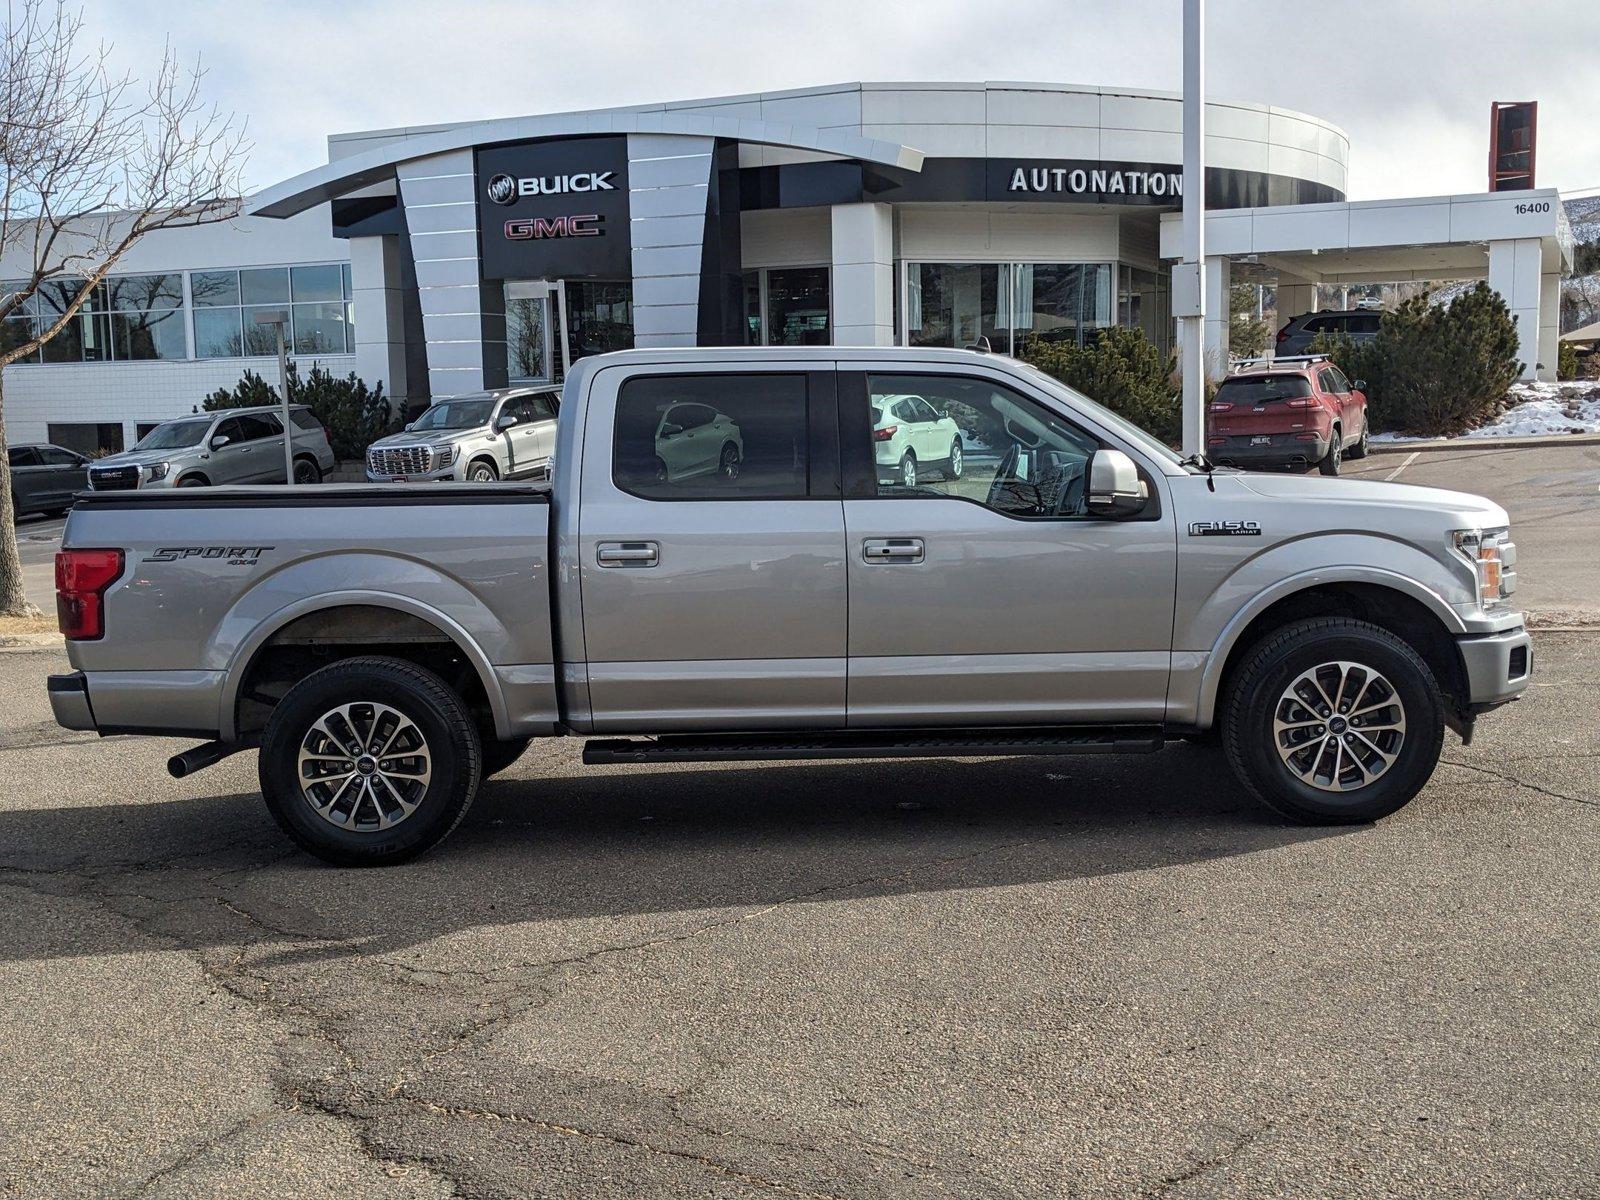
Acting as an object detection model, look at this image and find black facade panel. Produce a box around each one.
[697,139,744,346]
[476,136,632,281]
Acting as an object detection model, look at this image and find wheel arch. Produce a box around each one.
[220,593,511,742]
[1194,572,1470,732]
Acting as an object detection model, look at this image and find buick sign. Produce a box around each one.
[486,173,517,205]
[487,171,615,202]
[476,136,631,280]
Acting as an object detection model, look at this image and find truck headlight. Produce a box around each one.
[431,444,459,467]
[1452,527,1515,609]
[146,462,170,481]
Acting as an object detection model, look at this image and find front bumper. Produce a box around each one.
[1209,433,1330,468]
[365,466,457,483]
[1456,623,1532,709]
[48,672,95,731]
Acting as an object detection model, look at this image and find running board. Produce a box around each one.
[582,726,1166,765]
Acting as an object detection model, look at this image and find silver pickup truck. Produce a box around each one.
[48,347,1531,865]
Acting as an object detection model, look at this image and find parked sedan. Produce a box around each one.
[8,444,89,517]
[872,393,966,488]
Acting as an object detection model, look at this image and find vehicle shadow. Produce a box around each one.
[0,747,1350,967]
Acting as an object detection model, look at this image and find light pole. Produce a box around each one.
[1177,0,1207,458]
[253,310,294,484]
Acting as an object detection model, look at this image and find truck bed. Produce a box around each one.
[60,484,557,742]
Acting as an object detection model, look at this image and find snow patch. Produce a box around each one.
[1371,381,1600,443]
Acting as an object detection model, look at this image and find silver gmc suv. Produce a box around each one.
[48,347,1532,867]
[365,386,559,483]
[87,405,335,490]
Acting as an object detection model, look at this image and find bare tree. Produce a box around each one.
[0,0,247,617]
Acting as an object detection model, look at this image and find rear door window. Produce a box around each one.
[1320,366,1352,393]
[614,374,810,500]
[8,447,41,467]
[289,409,322,431]
[1214,376,1314,404]
[233,413,282,442]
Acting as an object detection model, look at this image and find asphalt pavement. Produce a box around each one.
[2,439,1596,1197]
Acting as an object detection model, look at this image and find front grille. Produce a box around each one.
[368,446,434,476]
[88,465,140,491]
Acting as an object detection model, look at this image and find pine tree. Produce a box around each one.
[1023,326,1178,443]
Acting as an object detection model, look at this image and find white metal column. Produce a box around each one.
[1177,0,1206,457]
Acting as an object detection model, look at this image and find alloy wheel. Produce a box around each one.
[719,445,740,480]
[1272,660,1407,793]
[901,455,917,489]
[296,701,433,830]
[949,442,963,479]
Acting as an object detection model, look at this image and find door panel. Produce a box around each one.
[578,365,846,731]
[841,369,1177,727]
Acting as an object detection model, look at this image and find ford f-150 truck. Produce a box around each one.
[48,347,1532,865]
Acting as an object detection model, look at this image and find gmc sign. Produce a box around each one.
[476,136,632,280]
[505,213,603,240]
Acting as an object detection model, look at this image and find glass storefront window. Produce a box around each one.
[505,291,549,381]
[194,265,353,358]
[741,271,763,346]
[1118,265,1170,357]
[903,262,1116,356]
[565,280,633,363]
[765,267,830,346]
[906,263,1008,351]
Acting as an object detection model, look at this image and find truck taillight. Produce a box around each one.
[55,549,123,641]
[873,424,898,442]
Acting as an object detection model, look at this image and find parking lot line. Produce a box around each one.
[1385,451,1421,481]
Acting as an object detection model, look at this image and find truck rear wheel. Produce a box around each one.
[259,656,482,866]
[1221,617,1445,825]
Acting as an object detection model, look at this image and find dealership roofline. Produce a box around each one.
[247,111,927,220]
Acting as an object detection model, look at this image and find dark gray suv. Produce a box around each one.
[9,444,89,518]
[1276,310,1382,356]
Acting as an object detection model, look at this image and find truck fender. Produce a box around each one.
[215,588,512,742]
[1186,562,1467,729]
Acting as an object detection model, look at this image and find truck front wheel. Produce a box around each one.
[259,656,483,865]
[1221,617,1445,824]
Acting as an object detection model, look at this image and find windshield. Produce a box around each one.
[1216,376,1312,404]
[1016,362,1185,468]
[133,419,211,450]
[410,398,495,431]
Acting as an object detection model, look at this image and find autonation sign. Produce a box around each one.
[1008,165,1184,199]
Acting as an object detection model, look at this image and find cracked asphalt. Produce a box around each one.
[1,632,1596,1199]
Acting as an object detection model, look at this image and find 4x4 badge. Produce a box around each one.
[1188,521,1261,537]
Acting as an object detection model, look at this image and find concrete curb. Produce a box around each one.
[1369,432,1600,455]
[0,632,65,651]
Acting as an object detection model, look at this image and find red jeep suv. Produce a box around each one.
[1207,357,1369,476]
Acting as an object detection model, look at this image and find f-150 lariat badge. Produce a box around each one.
[1187,521,1262,537]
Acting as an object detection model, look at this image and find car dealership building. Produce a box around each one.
[0,81,1573,457]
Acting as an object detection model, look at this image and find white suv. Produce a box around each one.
[365,387,558,483]
[873,393,965,488]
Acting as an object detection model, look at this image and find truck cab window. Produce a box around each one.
[860,373,1100,518]
[613,374,809,500]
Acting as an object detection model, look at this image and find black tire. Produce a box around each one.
[899,451,917,489]
[718,442,741,481]
[1347,420,1370,460]
[466,458,499,483]
[45,507,70,519]
[176,475,208,488]
[653,457,669,483]
[1221,617,1445,825]
[481,736,532,778]
[945,439,964,480]
[1318,428,1342,476]
[293,456,322,485]
[259,656,482,866]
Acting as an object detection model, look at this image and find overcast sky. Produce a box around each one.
[82,0,1600,202]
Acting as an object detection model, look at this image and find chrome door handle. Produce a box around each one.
[862,537,925,564]
[597,541,659,568]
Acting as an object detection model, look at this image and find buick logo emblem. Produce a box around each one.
[486,173,517,205]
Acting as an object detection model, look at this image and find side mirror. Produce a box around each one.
[209,435,231,451]
[495,413,519,432]
[1085,448,1148,518]
[403,421,416,432]
[659,422,683,438]
[1352,379,1367,391]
